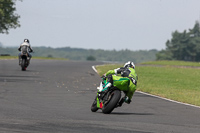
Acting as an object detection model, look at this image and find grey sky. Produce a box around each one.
[0,0,200,51]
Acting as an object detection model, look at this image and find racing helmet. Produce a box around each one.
[24,39,30,43]
[124,61,135,68]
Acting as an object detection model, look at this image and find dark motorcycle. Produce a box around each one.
[19,45,31,71]
[91,78,126,114]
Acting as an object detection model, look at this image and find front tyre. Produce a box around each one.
[102,90,121,114]
[91,96,98,112]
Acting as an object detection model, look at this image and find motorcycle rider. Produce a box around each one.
[101,61,138,106]
[18,39,33,65]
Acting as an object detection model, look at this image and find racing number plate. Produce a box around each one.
[129,77,137,85]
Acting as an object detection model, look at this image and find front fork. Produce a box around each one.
[96,92,103,109]
[96,89,113,109]
[96,78,113,109]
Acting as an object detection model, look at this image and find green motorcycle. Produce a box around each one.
[91,78,126,114]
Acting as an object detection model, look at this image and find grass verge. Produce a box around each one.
[141,60,200,67]
[95,63,200,106]
[32,57,68,60]
[0,56,17,59]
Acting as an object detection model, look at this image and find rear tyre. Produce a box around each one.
[21,59,26,71]
[91,96,98,112]
[102,90,121,114]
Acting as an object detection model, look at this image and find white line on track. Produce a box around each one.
[137,91,200,109]
[92,65,200,109]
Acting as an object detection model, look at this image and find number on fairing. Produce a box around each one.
[130,77,136,85]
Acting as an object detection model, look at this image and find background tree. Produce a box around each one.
[0,46,158,63]
[188,21,200,61]
[87,55,96,61]
[0,0,21,34]
[156,21,200,62]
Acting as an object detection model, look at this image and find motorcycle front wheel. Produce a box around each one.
[91,96,98,112]
[102,89,121,114]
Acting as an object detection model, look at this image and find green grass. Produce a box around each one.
[141,60,200,67]
[32,57,68,60]
[95,62,200,106]
[96,64,122,75]
[0,56,18,59]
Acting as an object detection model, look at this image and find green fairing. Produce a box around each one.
[112,76,130,91]
[96,92,100,108]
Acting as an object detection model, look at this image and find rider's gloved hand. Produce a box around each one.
[101,74,107,80]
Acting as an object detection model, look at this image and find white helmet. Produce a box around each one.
[24,39,30,43]
[124,61,135,68]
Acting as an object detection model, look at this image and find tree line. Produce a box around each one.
[0,46,158,63]
[156,21,200,62]
[2,1,200,63]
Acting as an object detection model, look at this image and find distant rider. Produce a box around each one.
[101,61,138,106]
[18,39,33,65]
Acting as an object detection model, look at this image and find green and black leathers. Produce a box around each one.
[105,67,138,101]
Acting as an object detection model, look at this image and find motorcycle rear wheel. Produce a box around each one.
[21,59,26,71]
[102,90,121,114]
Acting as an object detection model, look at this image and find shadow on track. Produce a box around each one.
[94,111,154,116]
[110,112,154,115]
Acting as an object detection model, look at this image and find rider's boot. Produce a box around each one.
[19,58,22,65]
[118,97,125,107]
[117,96,131,107]
[27,58,30,65]
[124,96,131,104]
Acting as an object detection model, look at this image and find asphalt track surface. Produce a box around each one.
[0,59,200,133]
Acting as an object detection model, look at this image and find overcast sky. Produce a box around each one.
[0,0,200,51]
